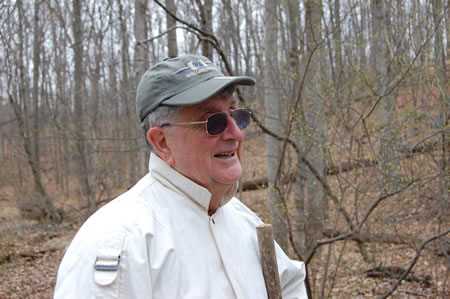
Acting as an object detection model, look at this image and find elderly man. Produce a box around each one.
[54,54,307,298]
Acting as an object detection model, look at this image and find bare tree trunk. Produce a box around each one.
[88,10,106,211]
[134,0,151,177]
[286,0,301,67]
[371,0,400,193]
[242,0,253,75]
[0,132,3,162]
[32,0,41,181]
[333,0,343,80]
[285,0,308,255]
[295,5,310,257]
[118,1,137,187]
[72,0,95,217]
[447,0,450,58]
[413,0,426,112]
[431,0,449,244]
[50,2,70,193]
[61,23,70,195]
[49,10,62,192]
[104,7,122,189]
[197,0,213,58]
[221,1,233,68]
[134,0,149,69]
[359,1,368,72]
[230,2,240,74]
[17,0,30,191]
[166,0,178,58]
[303,0,328,255]
[264,0,288,250]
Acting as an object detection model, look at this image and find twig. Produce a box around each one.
[306,181,415,263]
[381,229,450,298]
[137,25,183,44]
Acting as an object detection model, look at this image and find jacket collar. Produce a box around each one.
[149,152,212,212]
[148,152,237,214]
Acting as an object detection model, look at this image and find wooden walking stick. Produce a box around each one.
[257,224,282,299]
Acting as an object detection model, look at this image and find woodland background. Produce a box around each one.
[0,0,449,298]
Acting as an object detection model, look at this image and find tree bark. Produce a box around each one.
[72,0,95,217]
[166,0,178,58]
[197,0,213,58]
[118,1,138,187]
[32,0,41,181]
[371,0,401,193]
[134,0,151,178]
[431,0,449,239]
[264,0,288,250]
[302,0,328,255]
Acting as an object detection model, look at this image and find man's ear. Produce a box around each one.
[147,128,174,165]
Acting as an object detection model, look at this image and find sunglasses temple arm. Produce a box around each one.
[168,120,208,126]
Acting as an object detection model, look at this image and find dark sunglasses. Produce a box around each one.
[161,108,251,136]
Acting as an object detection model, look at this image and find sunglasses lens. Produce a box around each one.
[206,109,251,136]
[206,112,228,135]
[232,109,250,129]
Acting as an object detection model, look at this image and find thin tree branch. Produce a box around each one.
[381,229,450,298]
[306,180,416,263]
[138,25,181,44]
[359,3,447,122]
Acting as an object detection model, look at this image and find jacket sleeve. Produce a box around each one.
[275,242,309,299]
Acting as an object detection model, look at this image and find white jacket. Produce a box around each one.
[54,153,308,298]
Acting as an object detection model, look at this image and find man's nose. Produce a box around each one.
[221,114,244,140]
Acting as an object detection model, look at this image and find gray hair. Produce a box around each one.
[141,105,180,153]
[141,84,237,153]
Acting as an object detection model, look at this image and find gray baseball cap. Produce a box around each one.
[136,54,256,122]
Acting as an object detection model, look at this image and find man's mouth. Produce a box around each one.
[214,152,235,159]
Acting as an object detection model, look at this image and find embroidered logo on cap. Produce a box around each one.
[174,59,216,77]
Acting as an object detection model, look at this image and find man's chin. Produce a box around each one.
[214,172,242,186]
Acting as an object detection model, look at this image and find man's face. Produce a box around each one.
[163,95,244,194]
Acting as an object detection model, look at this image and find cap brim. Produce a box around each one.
[161,76,255,107]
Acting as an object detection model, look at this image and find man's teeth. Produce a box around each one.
[215,152,234,158]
